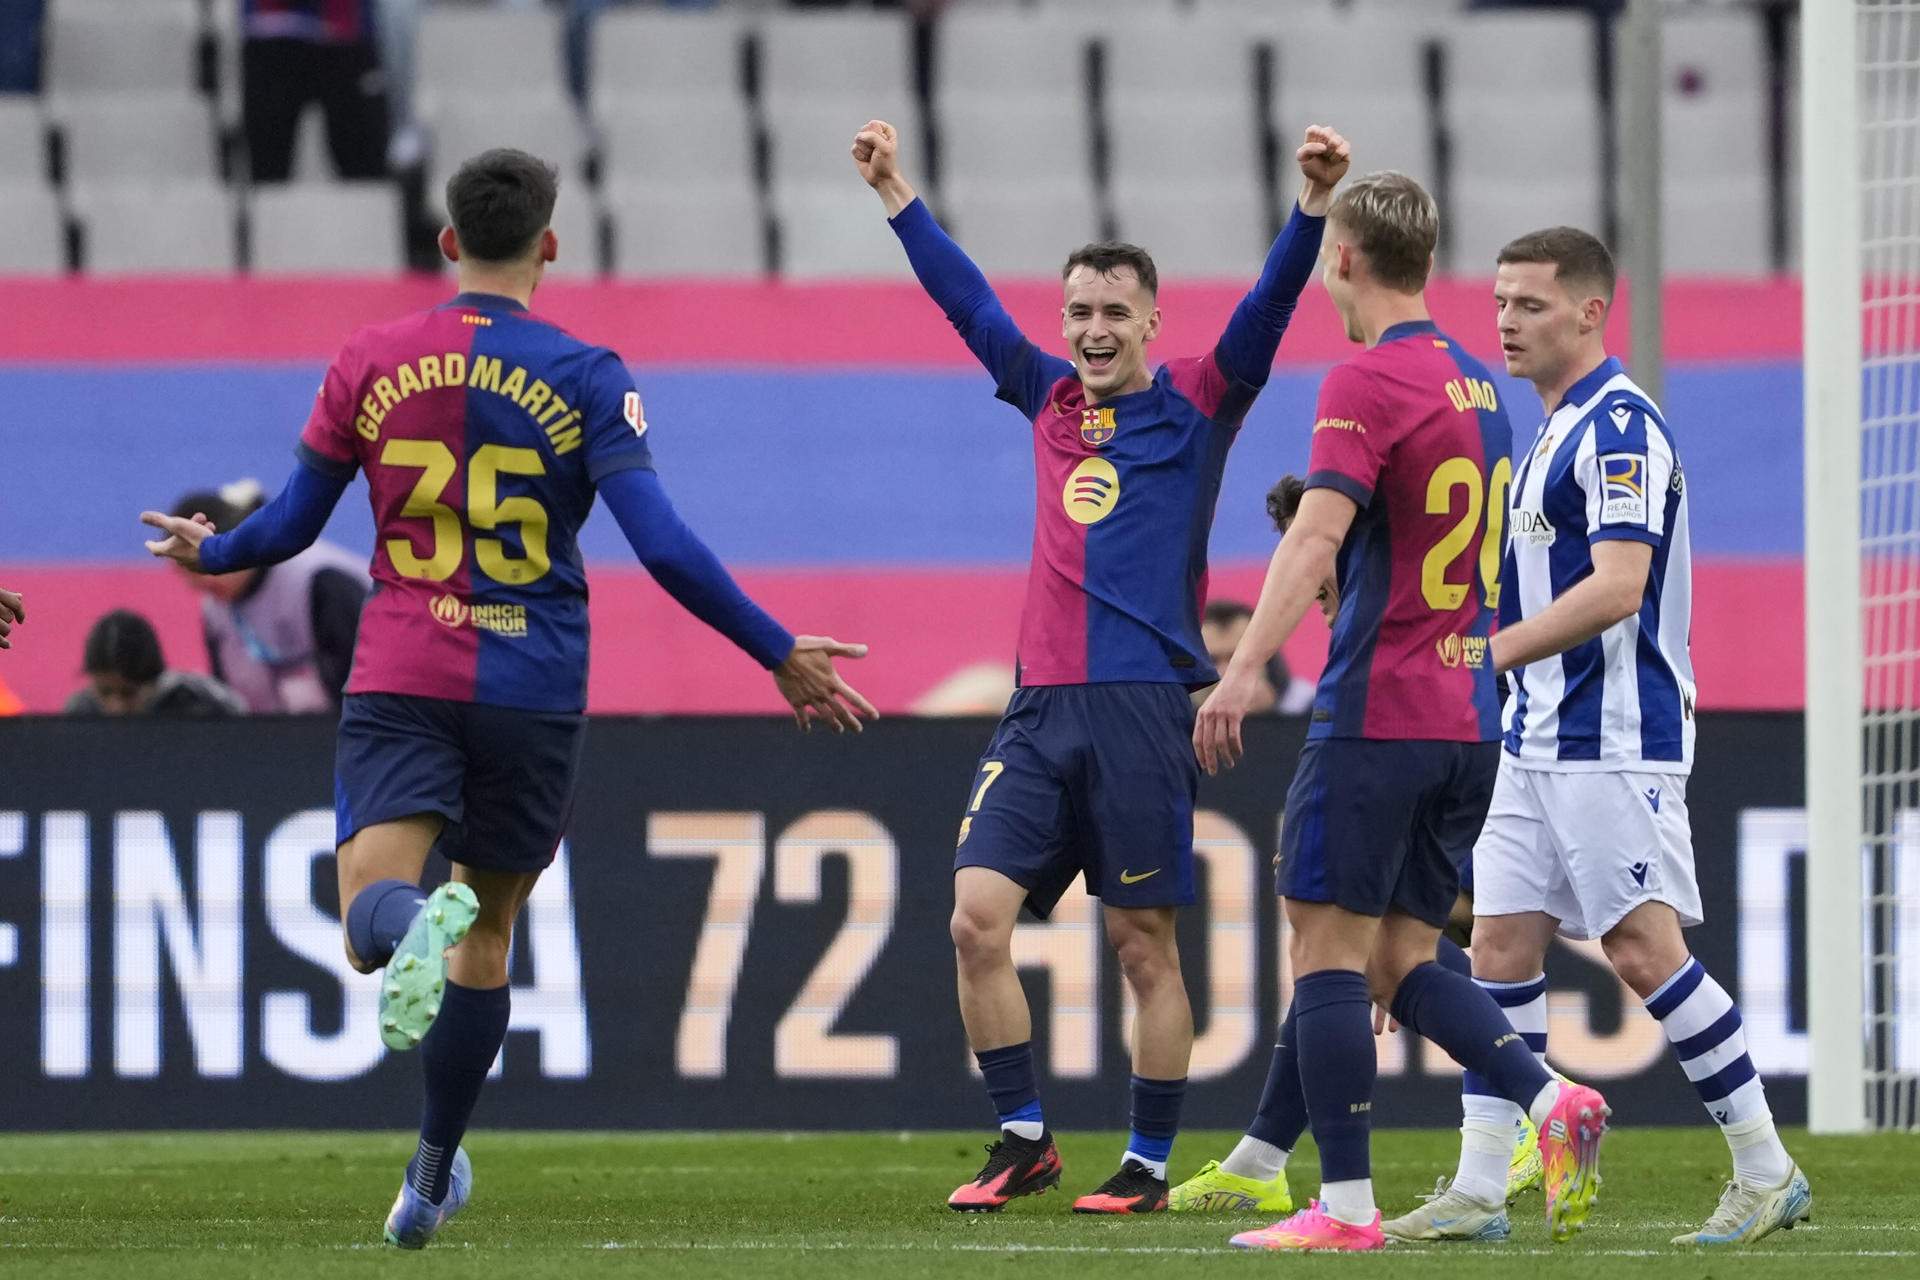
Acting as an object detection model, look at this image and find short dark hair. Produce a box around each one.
[1266,474,1306,531]
[1203,599,1254,629]
[446,148,560,264]
[1327,171,1438,294]
[1497,226,1617,304]
[1062,241,1158,297]
[171,489,250,535]
[84,609,164,684]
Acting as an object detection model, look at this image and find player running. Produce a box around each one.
[1186,173,1608,1252]
[1381,227,1809,1247]
[141,149,874,1249]
[852,117,1347,1214]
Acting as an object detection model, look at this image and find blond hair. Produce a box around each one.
[1328,171,1438,294]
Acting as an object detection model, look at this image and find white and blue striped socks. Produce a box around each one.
[1454,973,1548,1205]
[1647,957,1794,1188]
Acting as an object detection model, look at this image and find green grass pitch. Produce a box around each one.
[3,1129,1912,1277]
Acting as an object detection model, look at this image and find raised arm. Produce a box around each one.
[141,457,350,574]
[853,119,1064,416]
[1215,126,1351,388]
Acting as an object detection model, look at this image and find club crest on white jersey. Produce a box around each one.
[1500,357,1695,773]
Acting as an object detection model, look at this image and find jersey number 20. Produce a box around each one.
[380,439,551,585]
[1422,455,1512,611]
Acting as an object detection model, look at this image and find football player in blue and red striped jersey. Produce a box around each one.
[854,116,1348,1215]
[142,147,873,1248]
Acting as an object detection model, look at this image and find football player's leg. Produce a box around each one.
[386,864,534,1247]
[1571,779,1806,1249]
[334,693,468,984]
[948,712,1074,1211]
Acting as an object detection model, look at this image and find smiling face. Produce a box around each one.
[1061,263,1160,401]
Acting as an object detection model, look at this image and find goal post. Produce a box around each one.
[1802,0,1866,1135]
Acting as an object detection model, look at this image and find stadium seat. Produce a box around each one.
[543,186,605,279]
[1444,9,1600,101]
[1105,94,1264,191]
[773,183,917,280]
[0,96,49,187]
[937,97,1094,194]
[938,183,1102,277]
[1446,174,1605,278]
[1100,14,1260,123]
[1442,12,1603,272]
[249,182,404,275]
[607,181,765,278]
[765,101,922,193]
[931,9,1095,115]
[57,94,219,185]
[0,187,68,274]
[1656,10,1771,273]
[600,98,756,191]
[589,8,748,116]
[1265,14,1439,191]
[424,94,591,197]
[43,0,201,103]
[416,4,568,117]
[1109,175,1269,278]
[76,181,237,273]
[757,12,916,113]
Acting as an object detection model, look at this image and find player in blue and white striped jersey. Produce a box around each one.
[1384,228,1810,1248]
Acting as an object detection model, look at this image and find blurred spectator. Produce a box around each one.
[1200,600,1315,716]
[0,585,22,651]
[64,610,246,718]
[913,661,1016,715]
[242,0,393,181]
[0,0,43,92]
[169,482,369,714]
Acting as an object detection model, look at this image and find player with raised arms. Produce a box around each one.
[1381,227,1809,1247]
[1186,172,1608,1252]
[141,148,874,1249]
[852,116,1347,1214]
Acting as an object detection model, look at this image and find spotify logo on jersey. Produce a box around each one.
[1063,457,1121,525]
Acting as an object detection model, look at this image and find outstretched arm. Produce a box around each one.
[141,456,350,574]
[599,468,876,732]
[0,586,23,650]
[1193,487,1357,773]
[853,119,1061,415]
[1215,126,1351,388]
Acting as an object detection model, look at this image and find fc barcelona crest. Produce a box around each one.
[1080,406,1116,446]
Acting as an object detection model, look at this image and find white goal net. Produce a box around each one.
[1807,0,1920,1133]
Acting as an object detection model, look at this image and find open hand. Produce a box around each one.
[0,586,23,650]
[774,635,879,733]
[1193,667,1264,775]
[140,510,217,571]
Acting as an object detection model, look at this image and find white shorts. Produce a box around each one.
[1469,762,1702,941]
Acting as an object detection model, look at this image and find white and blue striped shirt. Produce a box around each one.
[1501,356,1695,773]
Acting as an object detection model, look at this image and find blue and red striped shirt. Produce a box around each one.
[1303,320,1513,741]
[890,198,1324,687]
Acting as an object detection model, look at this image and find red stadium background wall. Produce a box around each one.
[1,276,1805,714]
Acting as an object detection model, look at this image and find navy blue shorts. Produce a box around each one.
[334,692,587,873]
[1278,738,1499,929]
[954,683,1198,919]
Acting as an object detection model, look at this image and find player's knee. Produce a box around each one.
[452,926,512,985]
[1600,928,1683,998]
[1468,926,1539,984]
[949,904,1011,968]
[1110,927,1179,994]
